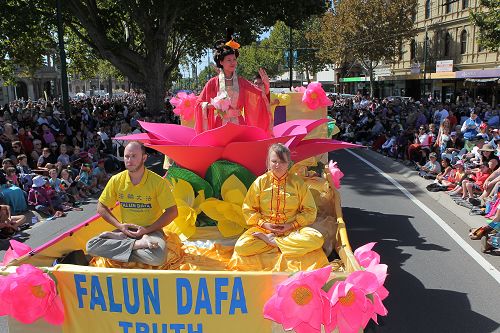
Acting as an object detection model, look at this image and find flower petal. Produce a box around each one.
[2,240,32,266]
[172,179,195,207]
[290,139,361,164]
[221,175,247,203]
[216,219,245,237]
[139,121,196,144]
[189,122,270,147]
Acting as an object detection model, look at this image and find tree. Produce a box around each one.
[1,0,326,115]
[237,37,286,80]
[198,64,218,88]
[319,0,416,97]
[470,0,500,51]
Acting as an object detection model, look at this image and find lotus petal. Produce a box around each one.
[112,132,163,144]
[290,139,361,163]
[221,136,295,176]
[189,122,270,147]
[273,119,329,138]
[2,240,32,266]
[139,121,195,144]
[147,145,224,178]
[221,175,247,203]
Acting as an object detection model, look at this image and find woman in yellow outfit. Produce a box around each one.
[231,143,328,271]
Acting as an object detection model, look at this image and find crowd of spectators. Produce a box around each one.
[330,92,500,254]
[0,92,175,239]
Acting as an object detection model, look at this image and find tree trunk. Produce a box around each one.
[143,65,166,117]
[369,65,374,98]
[107,76,113,99]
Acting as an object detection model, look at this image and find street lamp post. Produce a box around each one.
[56,0,69,111]
[422,26,429,100]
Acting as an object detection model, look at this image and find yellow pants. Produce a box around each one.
[234,226,325,256]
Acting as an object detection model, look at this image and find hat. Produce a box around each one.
[492,129,499,133]
[480,122,488,129]
[450,131,457,136]
[429,152,437,158]
[32,176,47,188]
[454,160,464,168]
[479,144,495,152]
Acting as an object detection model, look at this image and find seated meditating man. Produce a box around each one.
[231,143,328,270]
[86,141,178,266]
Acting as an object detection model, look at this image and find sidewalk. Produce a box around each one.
[354,149,488,231]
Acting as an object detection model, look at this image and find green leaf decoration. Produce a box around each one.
[205,160,257,199]
[196,212,218,227]
[166,165,214,199]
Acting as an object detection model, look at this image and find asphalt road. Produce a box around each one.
[1,150,499,333]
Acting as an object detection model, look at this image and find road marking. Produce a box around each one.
[346,149,500,284]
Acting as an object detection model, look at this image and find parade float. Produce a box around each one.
[0,85,389,333]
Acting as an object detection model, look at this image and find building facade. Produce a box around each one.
[339,0,499,104]
[392,0,499,103]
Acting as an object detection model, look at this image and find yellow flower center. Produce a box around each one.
[339,290,356,306]
[31,285,46,298]
[310,92,318,99]
[184,101,191,107]
[291,286,313,306]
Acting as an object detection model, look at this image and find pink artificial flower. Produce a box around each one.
[354,242,380,268]
[328,161,344,189]
[0,264,65,325]
[264,266,332,333]
[353,243,389,322]
[293,86,307,93]
[170,92,197,121]
[1,240,32,266]
[302,82,333,110]
[323,270,378,333]
[211,91,231,115]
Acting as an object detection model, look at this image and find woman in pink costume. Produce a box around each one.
[194,35,271,134]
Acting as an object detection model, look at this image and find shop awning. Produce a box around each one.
[465,78,499,83]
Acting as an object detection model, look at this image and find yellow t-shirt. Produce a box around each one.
[99,169,176,226]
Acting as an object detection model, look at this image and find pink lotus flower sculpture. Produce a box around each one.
[170,92,197,121]
[354,242,380,268]
[1,240,32,266]
[0,264,64,325]
[263,266,332,333]
[323,270,378,333]
[116,120,359,178]
[328,161,344,189]
[302,82,333,110]
[353,242,389,322]
[293,86,307,93]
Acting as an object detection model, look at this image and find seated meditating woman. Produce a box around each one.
[194,33,271,134]
[231,143,328,271]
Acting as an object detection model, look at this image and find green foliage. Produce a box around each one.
[205,160,256,199]
[470,0,500,51]
[319,0,417,96]
[1,0,326,112]
[198,65,218,88]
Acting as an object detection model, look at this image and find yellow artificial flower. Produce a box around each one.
[199,175,248,237]
[164,179,205,241]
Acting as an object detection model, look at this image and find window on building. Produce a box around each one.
[425,0,431,19]
[444,32,451,56]
[445,0,452,13]
[460,30,467,54]
[462,0,468,9]
[478,42,484,53]
[410,39,417,60]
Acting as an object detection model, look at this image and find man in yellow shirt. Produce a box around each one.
[86,141,178,266]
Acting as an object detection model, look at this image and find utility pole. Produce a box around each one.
[56,0,69,112]
[289,26,293,90]
[422,26,428,100]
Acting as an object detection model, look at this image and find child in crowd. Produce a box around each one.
[60,169,83,202]
[416,152,441,179]
[57,144,71,168]
[446,161,467,195]
[0,204,28,237]
[75,164,93,195]
[5,167,19,186]
[460,162,491,200]
[27,176,65,218]
[91,159,109,189]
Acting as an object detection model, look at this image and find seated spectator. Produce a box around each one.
[37,147,57,168]
[0,204,27,236]
[416,152,441,179]
[60,169,83,202]
[57,144,70,168]
[41,123,55,145]
[1,158,14,176]
[75,164,93,195]
[460,162,491,200]
[0,172,27,214]
[461,110,481,150]
[92,159,110,189]
[407,126,431,162]
[27,176,65,217]
[5,167,18,187]
[441,131,464,162]
[446,161,467,195]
